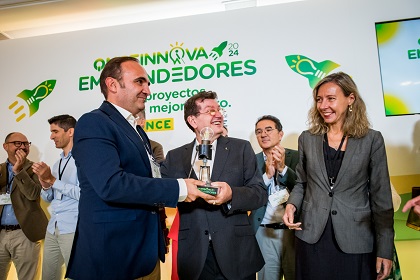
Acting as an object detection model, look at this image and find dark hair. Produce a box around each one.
[4,132,16,143]
[99,56,139,98]
[308,72,370,138]
[48,114,77,132]
[255,115,283,131]
[183,90,218,132]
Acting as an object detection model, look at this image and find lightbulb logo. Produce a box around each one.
[169,42,185,64]
[8,80,57,122]
[285,55,340,88]
[93,58,106,71]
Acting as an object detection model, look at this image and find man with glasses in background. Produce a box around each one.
[250,115,299,280]
[161,91,267,280]
[0,132,48,280]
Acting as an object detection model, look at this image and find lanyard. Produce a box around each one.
[58,156,72,180]
[5,165,14,194]
[136,125,154,159]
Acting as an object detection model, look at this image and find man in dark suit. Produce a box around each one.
[161,91,268,280]
[0,132,48,279]
[250,115,298,280]
[66,56,214,280]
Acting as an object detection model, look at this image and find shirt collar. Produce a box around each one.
[110,102,139,129]
[6,159,13,169]
[60,150,72,159]
[262,152,267,162]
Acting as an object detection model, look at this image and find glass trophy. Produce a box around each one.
[197,127,219,196]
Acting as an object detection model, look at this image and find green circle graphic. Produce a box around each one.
[384,94,409,115]
[376,22,400,45]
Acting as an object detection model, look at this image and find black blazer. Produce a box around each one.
[161,136,267,280]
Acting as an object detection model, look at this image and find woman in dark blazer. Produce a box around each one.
[283,72,394,280]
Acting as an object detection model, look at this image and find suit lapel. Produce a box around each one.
[333,137,356,188]
[183,140,198,179]
[256,152,266,175]
[0,163,7,193]
[284,149,292,167]
[11,159,31,194]
[211,136,229,182]
[314,134,331,191]
[99,102,151,170]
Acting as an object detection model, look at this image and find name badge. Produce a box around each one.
[150,159,161,179]
[0,193,12,205]
[268,188,289,207]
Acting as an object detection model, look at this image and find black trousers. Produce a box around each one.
[198,241,255,280]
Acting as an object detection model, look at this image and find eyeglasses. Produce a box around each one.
[255,127,278,136]
[197,108,226,117]
[6,141,31,147]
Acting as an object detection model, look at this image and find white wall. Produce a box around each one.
[0,0,419,278]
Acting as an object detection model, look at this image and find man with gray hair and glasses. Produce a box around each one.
[0,132,48,280]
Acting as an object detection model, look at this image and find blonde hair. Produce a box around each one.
[308,72,370,138]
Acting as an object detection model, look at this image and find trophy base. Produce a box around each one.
[198,186,219,196]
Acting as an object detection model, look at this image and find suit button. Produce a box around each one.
[329,192,333,197]
[204,230,209,235]
[331,210,337,215]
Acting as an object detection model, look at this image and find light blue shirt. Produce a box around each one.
[1,160,19,225]
[41,151,80,235]
[261,152,288,225]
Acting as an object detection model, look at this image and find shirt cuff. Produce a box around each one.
[177,179,187,202]
[279,166,288,177]
[262,173,274,186]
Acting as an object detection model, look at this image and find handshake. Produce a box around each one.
[183,178,231,206]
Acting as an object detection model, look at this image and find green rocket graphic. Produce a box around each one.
[285,55,340,88]
[209,41,228,60]
[9,80,56,122]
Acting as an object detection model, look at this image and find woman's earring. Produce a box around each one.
[348,104,353,112]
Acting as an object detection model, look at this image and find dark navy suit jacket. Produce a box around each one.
[67,101,179,280]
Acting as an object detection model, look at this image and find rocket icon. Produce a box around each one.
[285,55,340,88]
[9,80,56,122]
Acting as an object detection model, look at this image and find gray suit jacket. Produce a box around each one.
[161,136,267,280]
[288,129,394,259]
[250,148,298,232]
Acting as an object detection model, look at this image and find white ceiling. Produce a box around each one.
[0,0,304,40]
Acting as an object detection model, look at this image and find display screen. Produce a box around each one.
[375,17,420,116]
